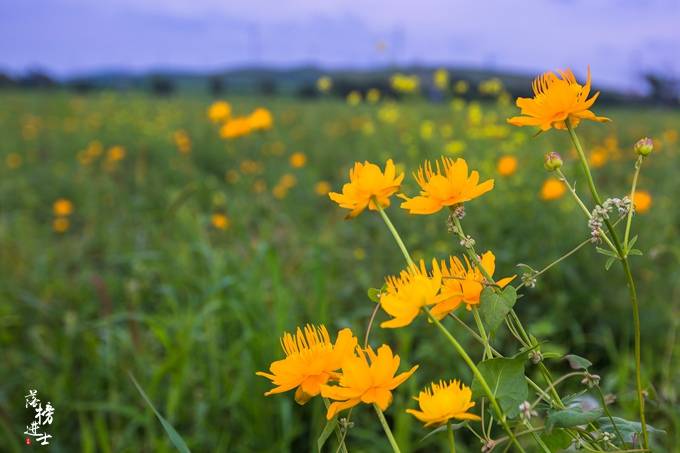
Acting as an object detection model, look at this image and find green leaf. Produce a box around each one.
[563,354,592,370]
[546,406,603,432]
[598,416,666,445]
[628,248,643,256]
[595,247,618,258]
[471,355,527,419]
[317,418,338,452]
[540,428,572,450]
[604,256,616,271]
[367,287,381,303]
[627,235,638,250]
[418,422,467,443]
[479,286,517,333]
[129,372,191,453]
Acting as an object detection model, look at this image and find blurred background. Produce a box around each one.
[1,0,679,451]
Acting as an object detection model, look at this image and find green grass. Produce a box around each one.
[1,90,679,451]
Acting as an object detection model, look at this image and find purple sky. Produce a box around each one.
[1,0,679,91]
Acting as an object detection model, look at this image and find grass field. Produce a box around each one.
[1,90,679,451]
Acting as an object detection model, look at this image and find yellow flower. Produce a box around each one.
[390,74,420,93]
[633,190,652,213]
[321,344,418,419]
[589,147,608,168]
[400,157,494,215]
[211,213,230,230]
[346,91,361,106]
[173,130,191,154]
[406,380,480,427]
[6,152,22,169]
[107,145,126,162]
[220,117,252,139]
[329,159,404,218]
[289,152,307,168]
[207,101,231,123]
[540,178,566,200]
[317,76,332,93]
[248,108,273,130]
[53,198,74,216]
[52,217,70,233]
[434,69,449,91]
[508,68,609,131]
[314,181,332,196]
[431,252,515,319]
[366,88,381,104]
[257,325,358,405]
[497,155,518,176]
[380,260,442,328]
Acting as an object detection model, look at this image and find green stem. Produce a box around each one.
[373,404,401,453]
[516,237,591,290]
[595,385,625,446]
[323,398,349,453]
[624,157,643,249]
[472,308,492,359]
[565,120,648,448]
[375,204,526,452]
[447,420,456,453]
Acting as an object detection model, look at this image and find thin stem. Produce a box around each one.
[566,120,648,448]
[364,302,381,348]
[516,237,591,290]
[472,308,492,359]
[373,404,401,453]
[375,204,526,452]
[323,398,349,453]
[624,156,643,249]
[594,385,625,446]
[447,419,456,453]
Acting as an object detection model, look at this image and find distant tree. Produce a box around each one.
[149,75,175,96]
[644,73,680,105]
[69,78,96,94]
[209,75,226,97]
[258,78,277,96]
[0,72,15,88]
[18,70,56,89]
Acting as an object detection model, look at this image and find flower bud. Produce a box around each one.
[544,152,563,171]
[634,137,653,156]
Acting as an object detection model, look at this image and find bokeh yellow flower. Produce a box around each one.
[540,178,566,200]
[211,213,230,230]
[6,152,22,169]
[53,198,74,216]
[434,69,449,91]
[321,344,417,419]
[390,74,420,94]
[508,68,609,131]
[289,152,307,168]
[329,159,404,218]
[380,260,442,328]
[633,190,652,213]
[107,145,126,162]
[406,380,480,427]
[497,155,518,176]
[366,88,381,104]
[314,181,331,196]
[346,91,361,106]
[589,147,608,168]
[316,76,332,93]
[431,252,515,319]
[207,101,231,123]
[220,117,252,139]
[257,325,358,405]
[52,217,70,233]
[248,108,274,131]
[401,157,494,215]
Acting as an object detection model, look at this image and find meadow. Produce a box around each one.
[0,87,679,452]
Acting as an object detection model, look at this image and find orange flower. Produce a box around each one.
[257,325,358,405]
[507,68,609,131]
[380,260,442,328]
[431,252,515,319]
[289,152,307,168]
[406,380,480,427]
[329,159,404,218]
[314,181,332,196]
[540,178,566,200]
[220,117,252,139]
[633,190,652,214]
[211,213,230,230]
[321,344,418,419]
[207,101,231,123]
[400,157,494,215]
[53,198,74,216]
[248,108,273,130]
[52,217,70,233]
[497,155,518,176]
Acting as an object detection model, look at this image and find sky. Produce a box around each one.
[1,0,679,92]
